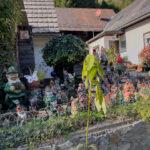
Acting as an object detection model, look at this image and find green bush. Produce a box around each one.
[42,34,86,78]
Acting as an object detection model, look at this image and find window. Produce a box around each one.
[93,45,99,55]
[120,35,126,53]
[121,41,126,49]
[144,32,150,47]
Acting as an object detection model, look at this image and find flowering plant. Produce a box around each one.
[139,46,150,67]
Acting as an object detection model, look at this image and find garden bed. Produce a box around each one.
[0,97,150,149]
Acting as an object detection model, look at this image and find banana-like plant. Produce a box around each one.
[82,54,106,150]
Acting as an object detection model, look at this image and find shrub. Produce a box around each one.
[42,34,86,78]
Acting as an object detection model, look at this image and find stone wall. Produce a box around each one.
[17,120,150,150]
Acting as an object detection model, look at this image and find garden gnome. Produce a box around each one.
[123,80,135,103]
[77,83,87,108]
[61,90,68,103]
[44,86,57,113]
[16,105,27,125]
[71,97,79,116]
[56,90,62,104]
[4,66,26,110]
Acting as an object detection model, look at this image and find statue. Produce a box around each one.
[44,86,57,113]
[71,97,79,116]
[77,83,87,109]
[4,66,26,110]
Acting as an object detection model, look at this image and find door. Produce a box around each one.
[18,26,35,75]
[109,40,119,53]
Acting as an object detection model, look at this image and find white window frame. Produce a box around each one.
[144,32,150,47]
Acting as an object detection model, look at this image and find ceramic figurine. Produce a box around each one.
[110,85,118,105]
[61,90,68,103]
[63,69,68,81]
[57,105,67,116]
[55,78,61,90]
[123,81,135,102]
[44,86,57,113]
[77,83,87,109]
[4,66,26,110]
[71,97,79,116]
[56,90,62,104]
[16,105,27,126]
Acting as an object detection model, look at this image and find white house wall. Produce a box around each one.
[88,37,105,54]
[125,18,150,64]
[33,36,54,79]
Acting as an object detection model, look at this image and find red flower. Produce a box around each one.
[141,83,145,87]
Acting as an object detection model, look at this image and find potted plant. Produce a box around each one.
[24,66,47,90]
[139,46,150,71]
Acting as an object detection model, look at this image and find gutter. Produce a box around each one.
[86,30,123,44]
[86,12,150,45]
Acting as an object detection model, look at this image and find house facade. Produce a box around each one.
[18,0,115,78]
[87,0,150,65]
[18,0,59,78]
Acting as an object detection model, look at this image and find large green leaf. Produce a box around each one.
[94,98,101,112]
[82,60,87,79]
[85,55,95,71]
[89,66,97,82]
[102,97,106,114]
[85,75,89,89]
[96,87,103,105]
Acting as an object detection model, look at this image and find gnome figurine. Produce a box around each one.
[44,86,57,113]
[4,66,26,110]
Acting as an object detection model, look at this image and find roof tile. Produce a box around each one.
[22,0,59,33]
[56,8,115,32]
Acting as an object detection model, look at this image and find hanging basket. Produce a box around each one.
[28,81,40,90]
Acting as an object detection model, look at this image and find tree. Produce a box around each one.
[42,34,86,78]
[0,0,20,88]
[54,0,97,8]
[54,0,136,12]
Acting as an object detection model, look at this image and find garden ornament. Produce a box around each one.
[56,90,62,104]
[24,71,38,83]
[16,105,27,124]
[44,86,57,113]
[117,54,123,63]
[123,81,135,102]
[61,90,68,103]
[71,97,79,116]
[4,66,26,110]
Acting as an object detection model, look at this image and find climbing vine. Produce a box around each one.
[0,0,20,88]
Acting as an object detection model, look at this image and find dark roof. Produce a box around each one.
[105,0,150,31]
[56,8,115,32]
[22,0,59,34]
[87,0,150,44]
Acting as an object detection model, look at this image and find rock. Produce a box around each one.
[118,143,130,150]
[57,140,73,150]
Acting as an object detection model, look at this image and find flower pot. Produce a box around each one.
[28,81,40,90]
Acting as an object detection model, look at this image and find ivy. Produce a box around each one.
[0,0,20,88]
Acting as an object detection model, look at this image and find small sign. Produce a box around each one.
[20,30,29,39]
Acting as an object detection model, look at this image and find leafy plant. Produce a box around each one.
[42,34,86,78]
[106,46,117,66]
[29,66,47,81]
[138,46,150,67]
[0,0,20,88]
[82,54,105,150]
